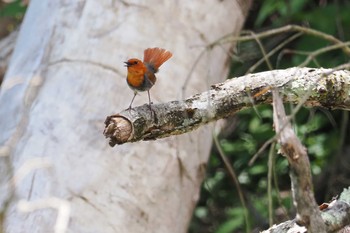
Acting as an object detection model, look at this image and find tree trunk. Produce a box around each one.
[0,0,250,232]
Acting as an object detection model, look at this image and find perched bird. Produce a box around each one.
[124,47,172,109]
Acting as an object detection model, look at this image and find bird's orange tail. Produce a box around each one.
[143,48,172,70]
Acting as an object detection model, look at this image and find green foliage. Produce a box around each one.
[215,208,245,233]
[0,0,27,38]
[256,0,309,26]
[0,1,26,18]
[191,0,349,232]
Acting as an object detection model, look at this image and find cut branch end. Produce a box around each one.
[103,115,133,146]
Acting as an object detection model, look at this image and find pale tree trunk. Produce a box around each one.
[0,0,250,232]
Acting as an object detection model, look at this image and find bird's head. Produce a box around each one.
[124,59,146,76]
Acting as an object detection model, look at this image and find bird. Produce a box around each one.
[124,47,172,110]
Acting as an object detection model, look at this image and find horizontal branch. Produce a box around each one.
[103,67,350,146]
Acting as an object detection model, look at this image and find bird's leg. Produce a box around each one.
[147,90,153,106]
[147,90,155,117]
[127,91,137,111]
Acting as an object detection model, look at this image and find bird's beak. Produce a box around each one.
[124,61,130,67]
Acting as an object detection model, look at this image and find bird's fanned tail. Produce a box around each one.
[143,48,172,71]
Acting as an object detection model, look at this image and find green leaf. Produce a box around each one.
[215,208,245,233]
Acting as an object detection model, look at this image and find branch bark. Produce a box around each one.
[272,89,326,232]
[104,67,350,145]
[262,187,350,233]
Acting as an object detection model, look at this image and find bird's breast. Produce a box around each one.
[127,74,144,90]
[127,72,156,91]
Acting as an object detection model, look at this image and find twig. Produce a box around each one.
[213,25,350,56]
[248,30,273,71]
[249,32,303,73]
[299,41,350,67]
[213,131,250,233]
[267,142,275,226]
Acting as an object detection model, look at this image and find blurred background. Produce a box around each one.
[190,1,350,232]
[1,1,349,232]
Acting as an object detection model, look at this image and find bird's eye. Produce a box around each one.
[133,61,138,65]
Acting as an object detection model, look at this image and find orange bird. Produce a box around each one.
[124,47,172,109]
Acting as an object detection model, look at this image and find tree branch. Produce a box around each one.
[322,187,350,232]
[103,67,350,146]
[217,25,350,56]
[272,89,326,232]
[262,187,350,232]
